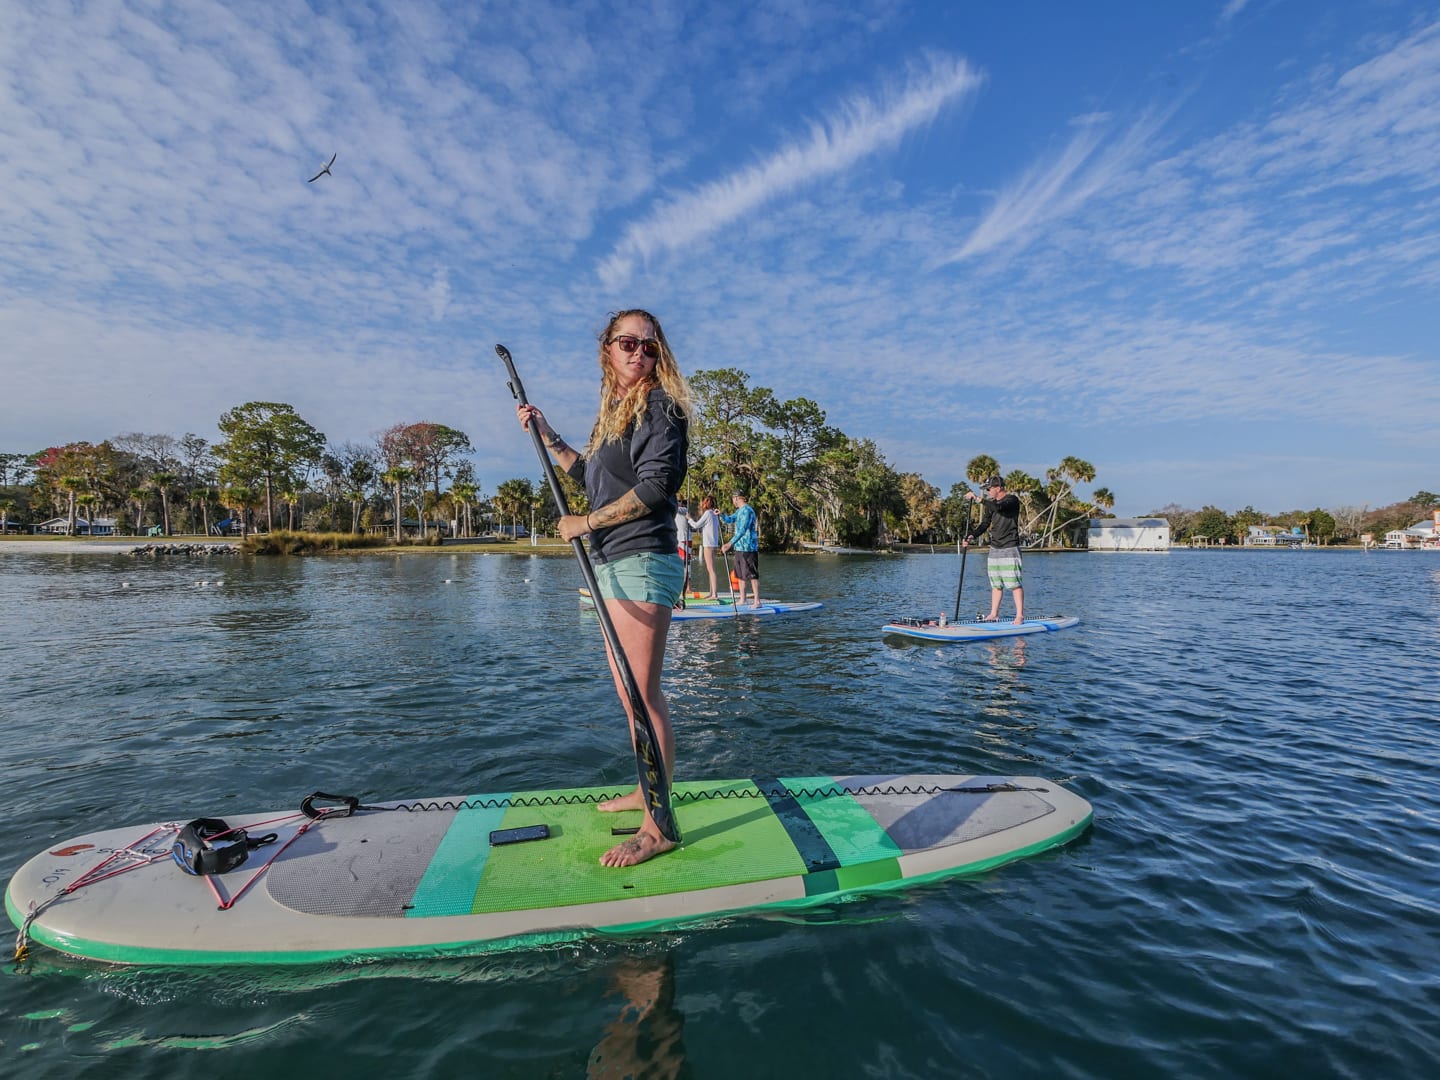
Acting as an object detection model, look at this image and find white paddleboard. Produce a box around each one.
[8,774,1091,966]
[883,616,1080,642]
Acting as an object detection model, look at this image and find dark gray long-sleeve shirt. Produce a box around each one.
[970,492,1021,550]
[566,387,688,564]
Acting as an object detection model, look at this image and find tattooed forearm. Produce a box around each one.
[543,430,567,452]
[588,489,648,530]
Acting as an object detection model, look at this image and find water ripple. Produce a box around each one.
[2,548,1438,1075]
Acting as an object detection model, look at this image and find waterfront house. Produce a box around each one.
[31,517,118,536]
[1087,518,1170,551]
[1384,519,1439,549]
[1244,525,1305,547]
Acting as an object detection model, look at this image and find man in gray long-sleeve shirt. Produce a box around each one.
[963,476,1025,624]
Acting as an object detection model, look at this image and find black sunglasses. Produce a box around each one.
[609,334,661,359]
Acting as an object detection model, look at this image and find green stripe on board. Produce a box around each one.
[802,857,903,897]
[469,779,806,914]
[755,776,841,871]
[779,775,903,867]
[406,797,512,918]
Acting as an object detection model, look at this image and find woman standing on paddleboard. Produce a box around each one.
[517,309,691,867]
[688,495,723,599]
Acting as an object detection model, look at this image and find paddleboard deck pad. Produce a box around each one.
[8,774,1091,966]
[883,616,1080,642]
[580,589,822,620]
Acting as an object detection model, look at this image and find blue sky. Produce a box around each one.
[3,0,1437,516]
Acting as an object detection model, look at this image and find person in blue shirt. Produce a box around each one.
[720,491,760,607]
[516,309,689,868]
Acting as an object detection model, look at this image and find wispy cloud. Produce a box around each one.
[597,54,983,288]
[1218,0,1252,26]
[942,110,1167,265]
[3,2,1435,515]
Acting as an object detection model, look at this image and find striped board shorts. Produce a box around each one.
[986,547,1023,590]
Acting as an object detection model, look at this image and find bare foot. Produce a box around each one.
[600,830,676,868]
[1012,617,1025,625]
[598,788,646,813]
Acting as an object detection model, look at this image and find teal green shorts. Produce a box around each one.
[594,551,685,606]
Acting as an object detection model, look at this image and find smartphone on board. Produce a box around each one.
[488,824,551,846]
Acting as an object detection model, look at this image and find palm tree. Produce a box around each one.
[346,460,375,534]
[127,486,149,535]
[151,472,177,536]
[1032,457,1097,547]
[76,493,100,535]
[60,475,85,535]
[966,455,1000,487]
[493,478,534,538]
[450,481,478,538]
[380,466,414,542]
[279,482,307,531]
[191,487,214,536]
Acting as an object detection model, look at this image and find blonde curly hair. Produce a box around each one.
[587,309,692,448]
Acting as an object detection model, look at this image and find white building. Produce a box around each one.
[1384,518,1440,549]
[1087,518,1170,551]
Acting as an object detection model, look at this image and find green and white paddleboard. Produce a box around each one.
[7,774,1092,966]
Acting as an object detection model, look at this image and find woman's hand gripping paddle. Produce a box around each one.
[496,344,680,843]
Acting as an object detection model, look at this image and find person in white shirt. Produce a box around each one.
[687,495,723,599]
[674,501,693,603]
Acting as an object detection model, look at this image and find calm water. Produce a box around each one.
[1,546,1437,1078]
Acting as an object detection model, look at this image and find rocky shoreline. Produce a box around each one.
[128,542,242,557]
[0,539,241,555]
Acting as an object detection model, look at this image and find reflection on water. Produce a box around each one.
[588,953,691,1079]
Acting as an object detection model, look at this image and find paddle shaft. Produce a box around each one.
[495,344,679,842]
[713,475,739,626]
[718,538,740,626]
[954,502,973,623]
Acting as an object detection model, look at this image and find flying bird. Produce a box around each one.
[308,153,337,183]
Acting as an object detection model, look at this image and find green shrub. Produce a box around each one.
[244,530,394,555]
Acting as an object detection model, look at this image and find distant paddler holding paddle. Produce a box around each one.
[964,476,1025,625]
[516,309,691,867]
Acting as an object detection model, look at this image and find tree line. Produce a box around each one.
[7,383,1428,549]
[1,372,1121,548]
[1148,494,1439,547]
[0,408,478,543]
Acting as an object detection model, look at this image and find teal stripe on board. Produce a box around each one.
[406,798,511,918]
[780,775,903,866]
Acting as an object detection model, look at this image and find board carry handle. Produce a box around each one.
[495,343,680,843]
[300,792,362,819]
